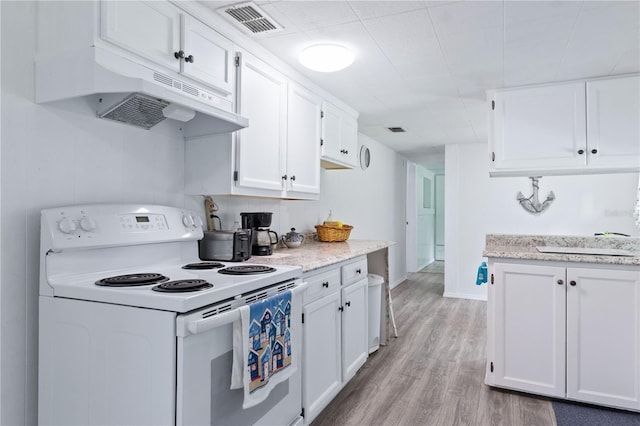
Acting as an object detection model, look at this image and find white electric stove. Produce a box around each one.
[38,204,305,426]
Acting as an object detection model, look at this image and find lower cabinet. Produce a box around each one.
[487,261,640,411]
[302,257,369,423]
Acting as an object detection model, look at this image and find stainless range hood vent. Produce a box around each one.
[219,2,283,34]
[98,94,170,130]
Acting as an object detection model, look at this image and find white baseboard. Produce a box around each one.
[443,291,487,301]
[389,275,407,290]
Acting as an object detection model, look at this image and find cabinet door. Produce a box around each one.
[491,82,586,170]
[587,75,640,168]
[491,263,566,398]
[181,15,234,95]
[341,278,368,382]
[101,1,181,72]
[566,267,640,410]
[235,52,287,193]
[321,101,358,169]
[302,291,342,424]
[286,84,322,196]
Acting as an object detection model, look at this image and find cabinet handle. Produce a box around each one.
[557,279,564,285]
[282,174,288,180]
[338,306,344,312]
[185,54,194,63]
[578,149,585,155]
[290,175,296,181]
[345,301,351,307]
[174,50,185,59]
[570,280,577,286]
[322,281,329,288]
[591,149,598,154]
[356,268,361,274]
[491,152,495,162]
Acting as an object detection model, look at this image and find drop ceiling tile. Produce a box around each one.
[504,13,576,65]
[361,8,441,65]
[439,27,504,75]
[504,1,583,25]
[612,45,640,74]
[573,1,640,34]
[268,1,359,32]
[428,1,504,36]
[443,125,479,143]
[347,1,426,20]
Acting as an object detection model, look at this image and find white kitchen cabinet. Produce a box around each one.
[101,1,234,96]
[180,15,234,94]
[321,101,359,169]
[566,267,640,410]
[286,83,322,197]
[101,1,182,73]
[489,82,587,173]
[302,289,342,423]
[184,53,322,200]
[487,260,640,411]
[341,277,369,382]
[488,74,640,176]
[586,75,640,168]
[488,263,566,398]
[302,257,369,424]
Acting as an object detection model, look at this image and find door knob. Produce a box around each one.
[185,55,194,63]
[570,280,577,286]
[174,50,185,59]
[557,279,564,285]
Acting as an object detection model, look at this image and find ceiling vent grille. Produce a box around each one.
[387,127,406,133]
[219,2,283,35]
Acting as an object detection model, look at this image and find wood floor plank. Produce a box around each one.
[311,263,557,426]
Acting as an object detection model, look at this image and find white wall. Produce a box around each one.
[445,142,640,300]
[0,4,407,424]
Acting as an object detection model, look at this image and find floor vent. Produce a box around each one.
[387,127,406,133]
[219,2,283,34]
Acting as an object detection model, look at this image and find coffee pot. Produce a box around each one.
[240,212,278,256]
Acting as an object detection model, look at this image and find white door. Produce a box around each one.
[286,83,322,196]
[405,161,417,273]
[101,1,181,72]
[235,51,287,193]
[491,263,566,398]
[340,115,358,167]
[566,267,640,410]
[434,174,445,261]
[341,278,368,382]
[302,291,342,424]
[181,15,234,95]
[491,82,587,170]
[586,75,640,168]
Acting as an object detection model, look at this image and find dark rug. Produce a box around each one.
[553,400,640,426]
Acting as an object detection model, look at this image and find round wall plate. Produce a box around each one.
[359,145,370,170]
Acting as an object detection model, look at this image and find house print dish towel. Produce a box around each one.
[231,289,297,409]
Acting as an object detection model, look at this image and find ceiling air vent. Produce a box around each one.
[219,2,283,35]
[387,127,406,133]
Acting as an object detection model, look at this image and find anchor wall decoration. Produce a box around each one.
[517,177,555,214]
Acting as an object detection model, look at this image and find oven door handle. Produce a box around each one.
[187,308,241,336]
[184,281,308,337]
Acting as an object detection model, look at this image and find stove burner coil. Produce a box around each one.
[152,279,213,293]
[95,273,170,287]
[217,265,276,275]
[182,262,225,270]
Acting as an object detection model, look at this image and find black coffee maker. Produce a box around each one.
[240,212,278,256]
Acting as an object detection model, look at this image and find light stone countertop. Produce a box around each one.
[484,234,640,266]
[249,239,395,272]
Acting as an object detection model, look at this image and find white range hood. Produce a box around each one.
[35,47,248,138]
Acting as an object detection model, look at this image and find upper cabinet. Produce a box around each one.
[101,1,234,96]
[321,102,359,169]
[184,51,322,200]
[488,74,640,177]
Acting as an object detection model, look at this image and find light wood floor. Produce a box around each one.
[312,262,557,426]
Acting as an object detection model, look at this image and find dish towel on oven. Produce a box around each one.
[231,289,297,409]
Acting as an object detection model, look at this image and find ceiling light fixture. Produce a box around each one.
[299,44,354,72]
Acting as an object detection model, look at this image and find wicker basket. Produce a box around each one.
[315,224,353,242]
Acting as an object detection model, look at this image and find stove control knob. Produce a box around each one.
[58,217,77,234]
[182,215,195,227]
[79,217,97,232]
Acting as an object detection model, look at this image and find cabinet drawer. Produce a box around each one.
[303,268,341,305]
[342,257,368,286]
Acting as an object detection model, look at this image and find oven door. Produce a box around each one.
[176,281,304,426]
